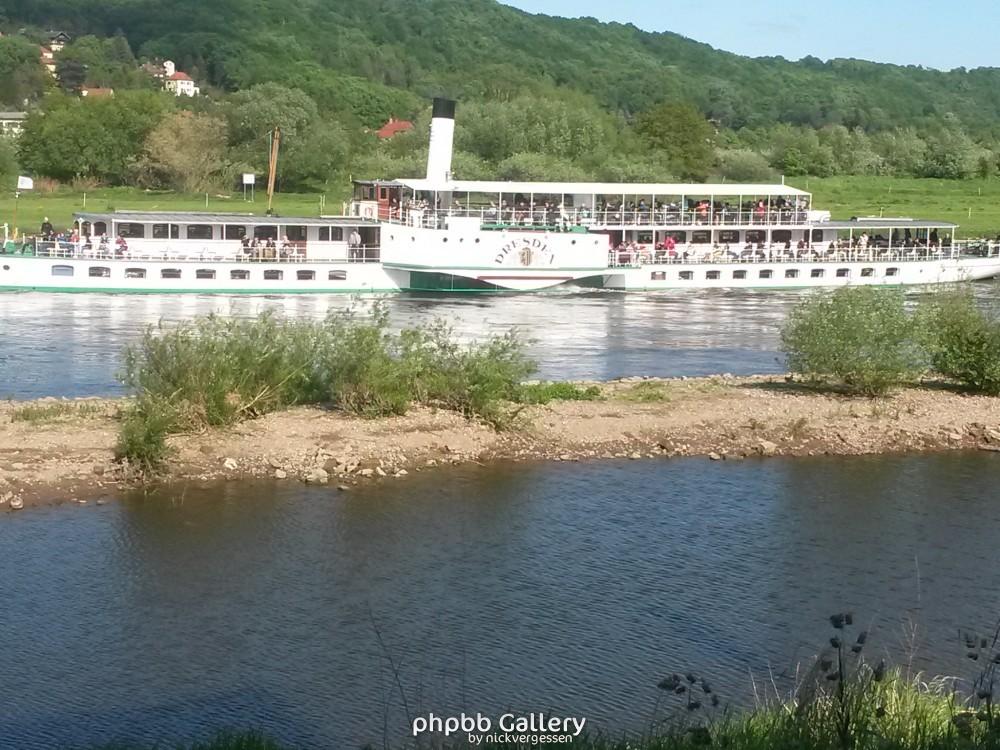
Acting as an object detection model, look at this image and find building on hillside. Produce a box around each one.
[377,117,415,139]
[39,46,56,76]
[47,31,71,52]
[162,60,200,96]
[0,112,27,138]
[141,60,167,80]
[81,87,114,98]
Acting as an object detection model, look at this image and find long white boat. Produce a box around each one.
[3,98,999,294]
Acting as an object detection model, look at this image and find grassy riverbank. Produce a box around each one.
[78,665,1000,749]
[0,187,339,236]
[4,178,1000,237]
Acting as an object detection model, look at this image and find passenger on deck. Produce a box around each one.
[349,229,362,260]
[40,217,54,240]
[115,235,128,258]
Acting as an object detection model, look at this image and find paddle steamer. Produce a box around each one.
[3,99,998,293]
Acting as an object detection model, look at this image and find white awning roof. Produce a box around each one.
[395,179,810,197]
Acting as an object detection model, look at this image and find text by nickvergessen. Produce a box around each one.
[412,713,587,745]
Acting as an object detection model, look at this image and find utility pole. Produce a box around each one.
[266,126,281,215]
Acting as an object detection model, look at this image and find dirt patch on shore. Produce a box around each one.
[3,375,1000,511]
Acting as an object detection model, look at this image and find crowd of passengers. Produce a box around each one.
[390,197,810,226]
[613,229,953,264]
[17,218,366,261]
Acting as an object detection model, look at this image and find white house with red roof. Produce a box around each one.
[162,60,200,97]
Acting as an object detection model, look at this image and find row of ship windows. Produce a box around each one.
[51,266,349,281]
[654,267,900,281]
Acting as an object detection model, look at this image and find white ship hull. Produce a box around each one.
[0,256,404,294]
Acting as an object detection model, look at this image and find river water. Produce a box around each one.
[1,290,797,399]
[2,287,1000,749]
[2,455,1000,749]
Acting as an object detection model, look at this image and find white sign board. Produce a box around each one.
[17,176,34,190]
[242,173,256,186]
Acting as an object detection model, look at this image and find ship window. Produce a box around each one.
[297,270,316,281]
[733,270,747,280]
[747,230,766,244]
[664,231,687,242]
[186,225,213,240]
[719,230,740,243]
[264,270,283,281]
[773,230,793,243]
[285,226,307,242]
[93,222,107,236]
[152,223,179,239]
[650,271,666,281]
[224,225,247,240]
[812,229,824,243]
[319,227,344,242]
[51,265,74,277]
[811,268,824,278]
[329,270,347,281]
[231,269,250,280]
[89,266,111,277]
[836,268,851,278]
[117,223,145,239]
[706,270,721,280]
[679,271,694,281]
[886,267,899,277]
[861,267,875,277]
[691,231,711,244]
[125,268,146,279]
[759,269,773,279]
[785,269,799,279]
[196,269,216,280]
[254,225,278,241]
[161,268,182,279]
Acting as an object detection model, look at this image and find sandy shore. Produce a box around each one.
[3,374,1000,510]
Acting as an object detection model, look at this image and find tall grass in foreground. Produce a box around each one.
[115,307,598,474]
[81,615,1000,749]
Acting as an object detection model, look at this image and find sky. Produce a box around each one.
[502,0,998,71]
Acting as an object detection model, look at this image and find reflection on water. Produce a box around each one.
[2,284,998,400]
[0,290,793,399]
[2,454,1000,749]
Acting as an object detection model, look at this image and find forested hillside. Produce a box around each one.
[2,0,1000,192]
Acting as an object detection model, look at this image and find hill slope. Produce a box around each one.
[4,0,1000,134]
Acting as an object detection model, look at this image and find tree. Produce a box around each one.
[55,58,88,95]
[140,111,231,192]
[716,149,776,182]
[0,36,48,106]
[635,102,716,180]
[0,137,18,186]
[18,91,173,182]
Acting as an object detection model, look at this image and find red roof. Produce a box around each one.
[376,118,414,139]
[168,71,192,81]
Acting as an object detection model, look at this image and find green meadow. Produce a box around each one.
[0,187,342,237]
[3,178,1000,238]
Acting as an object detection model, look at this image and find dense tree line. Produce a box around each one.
[3,0,1000,190]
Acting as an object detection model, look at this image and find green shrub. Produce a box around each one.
[115,397,177,474]
[920,289,1000,395]
[115,307,541,470]
[517,382,603,405]
[781,287,925,396]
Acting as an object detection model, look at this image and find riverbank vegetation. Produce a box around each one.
[782,286,1000,397]
[84,616,1000,749]
[115,307,596,473]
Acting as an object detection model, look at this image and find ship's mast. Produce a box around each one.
[266,126,281,215]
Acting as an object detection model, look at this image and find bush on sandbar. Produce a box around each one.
[115,306,599,473]
[781,287,926,396]
[920,289,1000,395]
